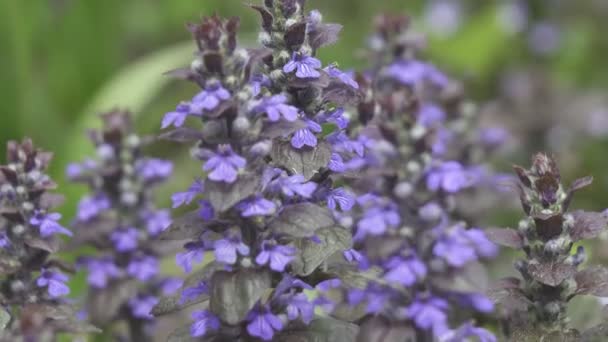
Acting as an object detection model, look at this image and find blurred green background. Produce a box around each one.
[2,0,608,339]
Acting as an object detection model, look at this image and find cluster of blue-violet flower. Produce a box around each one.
[154,1,362,340]
[321,14,500,341]
[0,139,96,340]
[486,153,608,340]
[67,111,180,340]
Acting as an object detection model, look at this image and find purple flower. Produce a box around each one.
[479,127,510,148]
[176,243,205,273]
[417,104,445,127]
[237,196,276,217]
[253,94,299,122]
[127,256,159,281]
[355,205,400,239]
[66,159,97,179]
[327,187,355,211]
[319,108,349,130]
[110,228,138,252]
[316,279,341,292]
[256,242,296,272]
[189,84,231,114]
[161,278,184,295]
[325,65,359,89]
[283,53,322,79]
[128,295,158,320]
[190,310,220,338]
[328,153,346,173]
[467,293,494,313]
[29,212,72,238]
[85,258,121,288]
[291,120,322,149]
[426,161,476,193]
[213,235,250,264]
[273,174,317,198]
[286,293,314,324]
[202,145,246,183]
[198,200,215,220]
[36,269,70,298]
[172,180,204,208]
[143,210,171,236]
[433,226,496,267]
[76,194,110,221]
[528,22,560,56]
[384,256,427,286]
[406,297,449,336]
[386,60,448,88]
[180,281,209,304]
[162,102,191,129]
[343,249,363,263]
[0,233,10,249]
[246,305,284,341]
[136,158,173,182]
[250,74,270,97]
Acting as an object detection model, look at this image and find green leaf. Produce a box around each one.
[276,316,359,342]
[209,269,271,325]
[268,203,335,238]
[291,226,352,276]
[271,140,331,180]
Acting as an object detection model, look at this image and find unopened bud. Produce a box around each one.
[232,116,251,135]
[393,182,413,199]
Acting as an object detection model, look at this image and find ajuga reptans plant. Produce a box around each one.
[67,111,180,340]
[154,1,361,341]
[0,139,96,341]
[318,14,501,342]
[487,153,608,341]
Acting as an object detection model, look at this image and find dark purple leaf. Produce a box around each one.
[322,82,362,106]
[284,22,307,49]
[527,260,576,287]
[24,236,59,253]
[87,279,139,325]
[575,266,608,297]
[0,166,18,184]
[487,286,530,316]
[157,211,210,240]
[159,127,204,143]
[163,67,198,82]
[209,269,271,325]
[571,210,608,241]
[309,23,343,50]
[288,72,331,89]
[204,173,261,213]
[291,226,352,276]
[512,165,531,188]
[276,317,359,342]
[268,203,335,238]
[491,277,521,290]
[203,52,223,73]
[356,316,414,342]
[433,262,489,293]
[250,5,273,32]
[360,236,403,260]
[485,227,523,249]
[271,140,331,180]
[570,176,593,192]
[532,212,563,241]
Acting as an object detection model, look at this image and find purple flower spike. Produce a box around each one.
[128,295,159,320]
[76,194,110,222]
[37,269,70,298]
[325,65,359,89]
[85,258,121,288]
[256,242,296,272]
[407,297,449,336]
[237,196,276,217]
[136,158,173,182]
[328,153,346,173]
[433,225,497,267]
[286,293,314,324]
[283,53,322,79]
[176,243,205,273]
[327,187,355,211]
[0,233,10,249]
[127,256,159,281]
[384,256,427,286]
[253,94,299,122]
[246,305,284,341]
[213,235,250,264]
[291,120,322,149]
[190,310,220,338]
[426,161,476,193]
[172,180,204,208]
[162,102,191,129]
[110,228,139,252]
[417,104,445,127]
[355,205,400,239]
[30,212,72,238]
[203,145,246,183]
[189,84,231,114]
